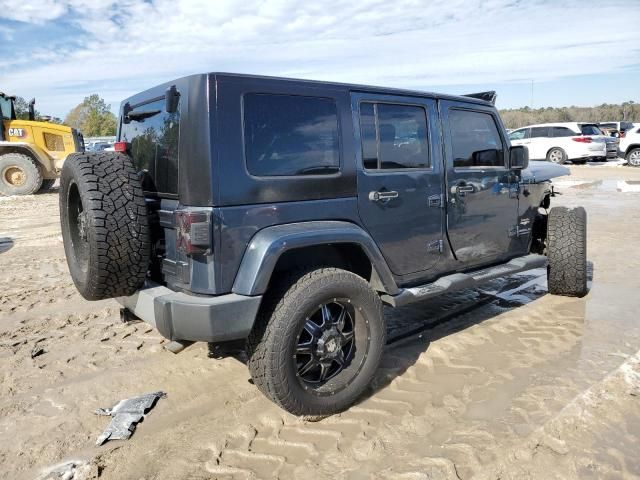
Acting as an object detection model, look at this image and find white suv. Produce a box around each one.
[508,122,611,164]
[619,124,640,166]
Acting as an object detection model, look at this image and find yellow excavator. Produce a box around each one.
[0,92,84,196]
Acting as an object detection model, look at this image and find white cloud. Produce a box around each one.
[1,0,639,117]
[0,0,68,23]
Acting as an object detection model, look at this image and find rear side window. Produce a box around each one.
[359,102,430,170]
[580,124,602,135]
[449,109,504,168]
[119,98,179,195]
[551,127,575,137]
[530,127,549,138]
[243,93,340,176]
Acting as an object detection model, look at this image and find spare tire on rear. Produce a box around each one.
[60,152,150,300]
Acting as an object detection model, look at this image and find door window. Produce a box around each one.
[550,127,575,137]
[530,127,550,138]
[359,102,430,170]
[449,109,504,168]
[508,128,529,140]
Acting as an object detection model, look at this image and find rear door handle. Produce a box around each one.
[369,190,399,202]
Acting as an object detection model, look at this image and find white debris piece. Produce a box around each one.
[36,460,90,480]
[95,391,166,445]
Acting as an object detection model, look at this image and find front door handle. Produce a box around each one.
[369,190,399,202]
[457,185,475,194]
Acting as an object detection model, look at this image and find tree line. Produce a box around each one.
[499,101,639,129]
[13,94,117,137]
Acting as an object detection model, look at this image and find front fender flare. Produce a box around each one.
[231,221,399,296]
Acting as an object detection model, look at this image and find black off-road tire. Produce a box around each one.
[0,152,43,196]
[59,152,150,300]
[39,179,56,192]
[547,206,587,297]
[247,268,385,416]
[547,147,567,164]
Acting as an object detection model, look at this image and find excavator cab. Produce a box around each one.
[0,92,84,195]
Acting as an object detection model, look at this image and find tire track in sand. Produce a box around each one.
[198,282,588,479]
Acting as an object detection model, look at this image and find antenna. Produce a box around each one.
[530,80,534,108]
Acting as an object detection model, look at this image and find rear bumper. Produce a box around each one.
[118,282,262,342]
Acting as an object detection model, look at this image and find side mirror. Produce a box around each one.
[122,102,132,125]
[509,145,529,170]
[165,85,180,114]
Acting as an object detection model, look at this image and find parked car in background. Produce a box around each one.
[86,142,113,152]
[599,121,635,138]
[619,124,640,166]
[508,122,614,164]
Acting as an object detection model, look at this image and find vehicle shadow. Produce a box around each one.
[207,262,594,410]
[0,237,14,254]
[37,186,59,195]
[360,261,594,405]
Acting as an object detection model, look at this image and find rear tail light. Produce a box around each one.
[175,210,211,255]
[114,141,129,152]
[572,137,592,143]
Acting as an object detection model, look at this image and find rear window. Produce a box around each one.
[243,93,340,176]
[119,98,179,195]
[580,124,603,135]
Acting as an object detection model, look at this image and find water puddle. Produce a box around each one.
[554,178,640,193]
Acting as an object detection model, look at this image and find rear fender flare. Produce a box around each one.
[231,221,399,296]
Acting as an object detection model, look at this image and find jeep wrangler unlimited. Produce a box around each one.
[59,73,586,416]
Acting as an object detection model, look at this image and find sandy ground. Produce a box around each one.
[1,164,640,480]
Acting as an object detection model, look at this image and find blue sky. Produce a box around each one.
[0,0,639,118]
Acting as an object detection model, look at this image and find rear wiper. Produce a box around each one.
[125,110,161,122]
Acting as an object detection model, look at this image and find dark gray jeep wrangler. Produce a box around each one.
[60,73,586,415]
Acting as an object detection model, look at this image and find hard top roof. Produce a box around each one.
[212,72,493,105]
[121,72,494,108]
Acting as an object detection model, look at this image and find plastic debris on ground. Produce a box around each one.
[36,460,90,480]
[94,391,166,446]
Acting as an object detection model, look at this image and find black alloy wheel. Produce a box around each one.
[294,299,366,394]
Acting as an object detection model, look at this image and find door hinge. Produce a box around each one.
[428,193,445,208]
[427,239,444,253]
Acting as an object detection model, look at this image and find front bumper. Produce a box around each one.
[118,282,262,342]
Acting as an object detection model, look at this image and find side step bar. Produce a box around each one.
[384,254,547,307]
